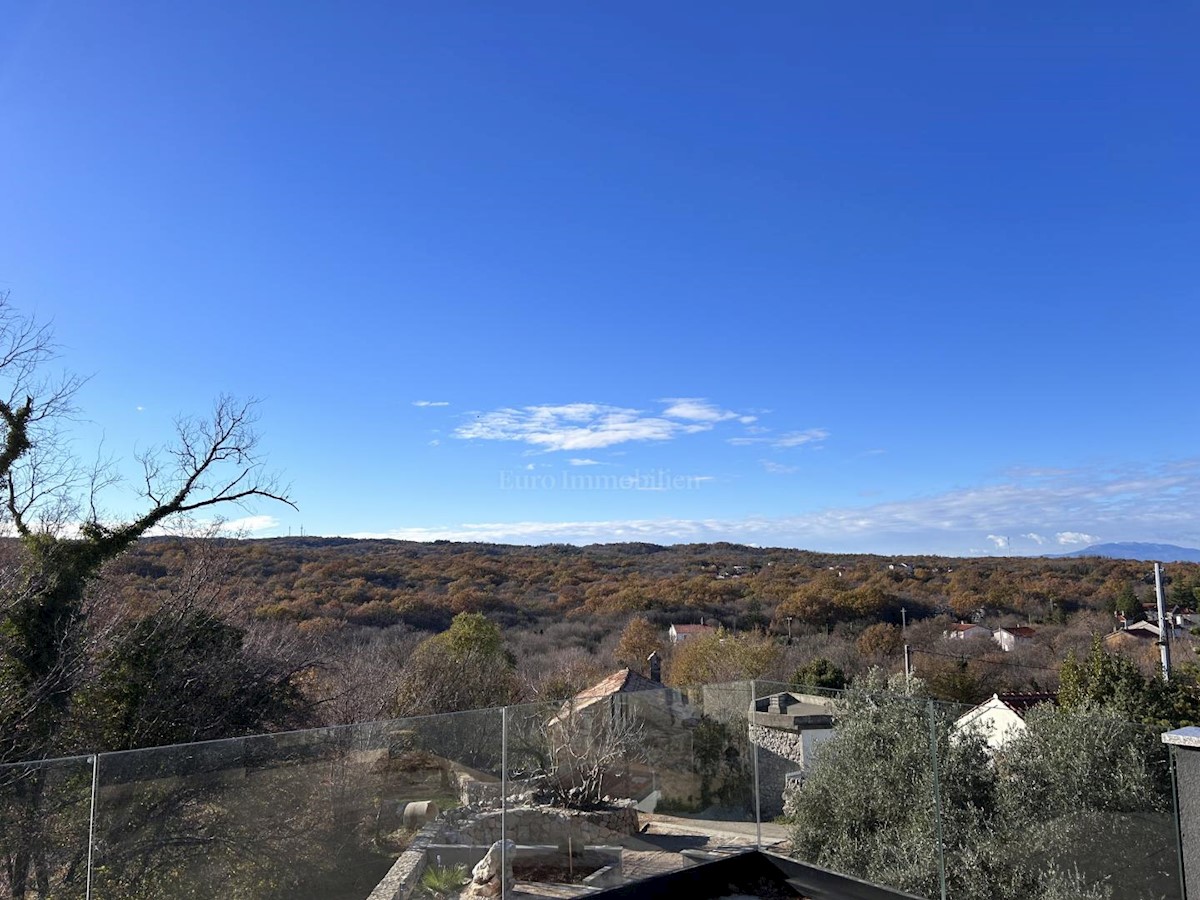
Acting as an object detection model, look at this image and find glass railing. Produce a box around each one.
[0,681,1187,899]
[91,711,502,900]
[499,681,760,894]
[0,754,94,900]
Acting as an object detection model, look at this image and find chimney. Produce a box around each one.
[647,651,662,684]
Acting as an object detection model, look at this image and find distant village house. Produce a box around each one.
[669,623,717,644]
[993,626,1036,653]
[944,622,990,641]
[954,692,1057,753]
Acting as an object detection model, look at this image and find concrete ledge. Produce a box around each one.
[365,820,442,900]
[1162,726,1200,748]
[582,863,623,888]
[422,843,554,869]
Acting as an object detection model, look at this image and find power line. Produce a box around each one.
[910,646,1059,673]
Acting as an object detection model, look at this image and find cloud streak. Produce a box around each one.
[221,515,280,535]
[728,428,829,449]
[455,399,759,452]
[661,398,757,425]
[1055,531,1099,546]
[349,459,1200,554]
[761,460,799,475]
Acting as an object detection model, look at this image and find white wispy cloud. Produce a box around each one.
[457,404,681,450]
[1056,531,1099,546]
[1022,532,1048,545]
[728,428,830,449]
[774,428,830,448]
[660,398,741,423]
[986,534,1010,550]
[413,400,450,407]
[221,515,279,534]
[569,458,601,466]
[456,400,752,452]
[761,460,799,475]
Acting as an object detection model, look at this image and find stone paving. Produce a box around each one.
[509,814,792,897]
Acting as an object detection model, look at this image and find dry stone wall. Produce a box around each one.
[440,802,639,848]
[749,724,805,818]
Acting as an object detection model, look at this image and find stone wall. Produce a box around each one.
[365,819,442,900]
[440,802,640,849]
[749,724,805,819]
[367,804,636,900]
[456,772,538,808]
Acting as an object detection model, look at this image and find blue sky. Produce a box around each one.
[1,2,1197,555]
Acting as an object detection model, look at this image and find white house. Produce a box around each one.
[954,692,1056,753]
[944,622,991,641]
[993,626,1036,652]
[668,623,716,644]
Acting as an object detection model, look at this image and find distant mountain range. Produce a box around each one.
[1056,542,1200,563]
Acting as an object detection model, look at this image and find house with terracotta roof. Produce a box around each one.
[993,625,1036,653]
[558,667,664,717]
[549,663,700,738]
[548,666,701,811]
[954,692,1057,752]
[1101,619,1185,665]
[669,623,717,644]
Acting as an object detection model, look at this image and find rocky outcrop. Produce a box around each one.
[461,839,515,899]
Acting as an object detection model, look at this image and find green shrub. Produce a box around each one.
[418,863,468,897]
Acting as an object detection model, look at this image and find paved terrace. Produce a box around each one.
[513,814,791,898]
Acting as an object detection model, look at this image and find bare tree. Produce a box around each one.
[0,296,295,898]
[308,626,422,726]
[513,695,647,809]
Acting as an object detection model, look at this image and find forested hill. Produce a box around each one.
[1057,542,1200,563]
[61,536,1200,636]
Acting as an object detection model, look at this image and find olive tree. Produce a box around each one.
[786,669,1172,900]
[786,671,994,897]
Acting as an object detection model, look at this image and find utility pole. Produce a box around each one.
[786,615,793,644]
[901,606,907,636]
[903,644,913,682]
[1155,562,1172,682]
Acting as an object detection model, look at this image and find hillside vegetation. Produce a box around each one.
[73,536,1200,717]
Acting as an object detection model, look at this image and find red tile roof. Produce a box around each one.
[573,668,661,701]
[1003,626,1037,638]
[671,624,716,635]
[555,668,664,719]
[997,692,1057,715]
